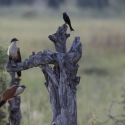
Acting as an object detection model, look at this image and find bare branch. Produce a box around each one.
[40,64,59,87]
[6,50,54,72]
[99,100,125,125]
[68,37,82,63]
[48,24,70,53]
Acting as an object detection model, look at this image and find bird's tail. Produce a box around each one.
[15,59,21,77]
[0,100,6,107]
[17,71,21,77]
[69,24,74,31]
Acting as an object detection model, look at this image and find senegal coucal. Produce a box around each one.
[7,38,22,77]
[0,85,26,107]
[63,12,74,31]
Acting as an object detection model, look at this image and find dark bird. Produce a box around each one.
[7,38,22,77]
[63,12,74,31]
[0,85,26,107]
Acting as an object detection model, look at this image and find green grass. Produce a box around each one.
[0,6,125,125]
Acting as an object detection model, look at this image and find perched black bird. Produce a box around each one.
[63,12,74,31]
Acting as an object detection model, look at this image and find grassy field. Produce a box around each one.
[0,6,125,125]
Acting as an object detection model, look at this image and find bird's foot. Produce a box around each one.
[11,61,17,67]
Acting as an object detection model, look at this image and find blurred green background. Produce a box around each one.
[0,0,125,125]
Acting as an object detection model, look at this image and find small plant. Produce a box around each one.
[100,88,125,125]
[88,112,100,125]
[121,87,125,111]
[0,46,7,125]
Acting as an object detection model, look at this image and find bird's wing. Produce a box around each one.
[1,85,18,101]
[68,16,71,23]
[17,48,22,77]
[17,47,21,62]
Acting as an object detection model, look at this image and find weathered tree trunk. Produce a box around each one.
[8,72,21,125]
[6,24,82,125]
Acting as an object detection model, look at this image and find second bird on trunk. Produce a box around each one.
[0,85,26,107]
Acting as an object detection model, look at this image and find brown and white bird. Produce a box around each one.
[7,38,22,77]
[0,85,26,107]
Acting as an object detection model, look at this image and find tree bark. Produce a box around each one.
[6,24,82,125]
[8,72,21,125]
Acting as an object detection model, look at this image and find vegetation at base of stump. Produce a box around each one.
[0,46,7,125]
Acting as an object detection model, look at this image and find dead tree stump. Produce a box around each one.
[6,24,82,125]
[8,72,21,125]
